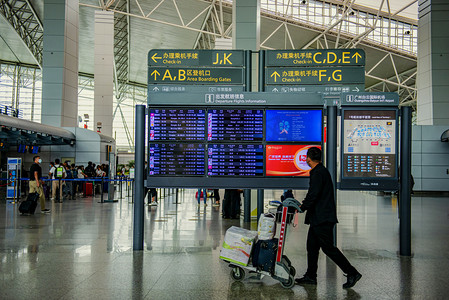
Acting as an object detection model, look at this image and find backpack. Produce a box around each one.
[56,166,64,178]
[66,168,73,179]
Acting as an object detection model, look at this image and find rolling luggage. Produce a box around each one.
[252,238,278,274]
[19,192,39,215]
[84,182,93,196]
[222,189,240,219]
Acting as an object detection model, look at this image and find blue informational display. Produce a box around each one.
[17,144,28,153]
[266,109,322,142]
[207,109,263,141]
[207,144,264,176]
[149,144,205,176]
[149,109,205,141]
[30,146,39,154]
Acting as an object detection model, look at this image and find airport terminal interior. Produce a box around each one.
[0,0,448,299]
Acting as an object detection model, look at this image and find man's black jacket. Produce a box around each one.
[301,163,338,226]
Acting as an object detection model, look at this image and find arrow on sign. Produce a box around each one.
[151,53,162,63]
[153,87,159,91]
[352,52,362,63]
[271,71,280,82]
[272,88,279,92]
[352,87,360,92]
[151,70,160,80]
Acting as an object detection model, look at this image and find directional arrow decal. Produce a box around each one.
[151,70,160,80]
[151,53,162,63]
[352,52,362,63]
[271,71,280,82]
[352,87,360,92]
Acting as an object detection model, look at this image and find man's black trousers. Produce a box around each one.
[306,222,357,278]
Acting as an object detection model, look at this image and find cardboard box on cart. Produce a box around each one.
[220,226,258,266]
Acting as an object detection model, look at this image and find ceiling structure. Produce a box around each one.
[0,0,418,108]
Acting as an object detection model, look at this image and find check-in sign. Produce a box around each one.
[266,67,365,85]
[266,49,365,67]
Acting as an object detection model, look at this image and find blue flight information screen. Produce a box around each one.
[149,144,205,175]
[207,109,263,141]
[265,110,322,142]
[207,144,264,176]
[149,109,205,141]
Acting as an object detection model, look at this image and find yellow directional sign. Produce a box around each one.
[266,67,365,85]
[148,67,244,84]
[148,50,245,67]
[266,49,365,67]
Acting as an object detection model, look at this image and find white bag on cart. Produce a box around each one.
[220,226,257,266]
[257,213,276,240]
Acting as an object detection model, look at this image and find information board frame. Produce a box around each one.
[146,93,324,189]
[340,106,399,190]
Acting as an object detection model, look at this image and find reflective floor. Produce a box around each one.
[0,188,448,299]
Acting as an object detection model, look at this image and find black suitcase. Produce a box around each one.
[252,238,278,274]
[222,189,240,219]
[19,192,39,215]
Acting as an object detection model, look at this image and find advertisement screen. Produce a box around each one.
[208,144,264,176]
[149,109,205,141]
[266,110,322,142]
[149,144,205,176]
[266,145,321,177]
[342,110,396,178]
[207,109,263,141]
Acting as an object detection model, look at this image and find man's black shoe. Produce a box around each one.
[295,275,317,285]
[343,272,362,289]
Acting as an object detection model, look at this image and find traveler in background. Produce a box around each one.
[84,161,95,178]
[29,156,50,214]
[213,189,220,206]
[96,165,105,177]
[77,166,86,194]
[296,147,362,289]
[63,161,74,200]
[197,188,207,207]
[49,159,66,202]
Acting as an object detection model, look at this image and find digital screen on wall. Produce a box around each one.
[207,144,264,176]
[266,109,322,142]
[266,145,321,176]
[149,143,205,176]
[342,110,396,178]
[207,109,263,141]
[149,109,205,141]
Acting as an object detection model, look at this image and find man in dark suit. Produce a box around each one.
[296,147,362,289]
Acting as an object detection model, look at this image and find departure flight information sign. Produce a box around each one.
[342,110,396,178]
[207,109,263,141]
[207,144,264,176]
[149,144,205,175]
[266,109,322,142]
[149,109,205,141]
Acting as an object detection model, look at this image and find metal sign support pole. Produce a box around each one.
[326,105,338,245]
[133,105,145,251]
[257,189,264,221]
[399,106,412,256]
[244,189,251,222]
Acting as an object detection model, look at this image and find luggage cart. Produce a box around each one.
[225,200,301,289]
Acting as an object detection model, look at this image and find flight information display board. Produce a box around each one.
[149,144,205,175]
[207,144,264,176]
[342,110,396,178]
[266,145,321,176]
[266,109,322,142]
[207,109,263,141]
[149,109,205,141]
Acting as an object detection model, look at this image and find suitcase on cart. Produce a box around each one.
[252,238,278,274]
[19,192,39,215]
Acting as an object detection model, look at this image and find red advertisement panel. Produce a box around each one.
[266,145,321,176]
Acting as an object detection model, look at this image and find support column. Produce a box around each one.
[42,0,79,127]
[94,11,114,137]
[417,0,449,125]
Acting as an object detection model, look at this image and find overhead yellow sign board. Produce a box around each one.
[266,49,365,67]
[148,67,244,84]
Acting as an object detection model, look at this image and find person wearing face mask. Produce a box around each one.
[296,147,361,289]
[29,156,50,214]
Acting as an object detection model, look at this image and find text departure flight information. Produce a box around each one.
[208,109,263,141]
[150,109,205,141]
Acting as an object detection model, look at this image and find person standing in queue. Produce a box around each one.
[296,147,362,289]
[29,156,50,214]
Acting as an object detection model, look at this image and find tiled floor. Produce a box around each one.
[0,188,448,299]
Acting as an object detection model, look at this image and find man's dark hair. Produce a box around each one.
[307,147,322,162]
[55,158,60,164]
[33,156,40,162]
[88,161,92,166]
